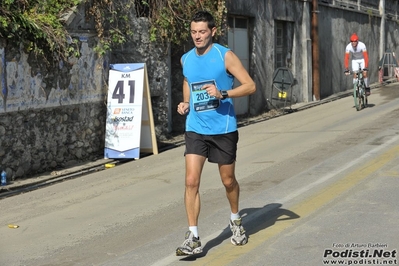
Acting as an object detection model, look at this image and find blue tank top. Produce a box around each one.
[181,44,236,135]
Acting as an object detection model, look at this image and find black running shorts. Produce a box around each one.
[184,131,239,164]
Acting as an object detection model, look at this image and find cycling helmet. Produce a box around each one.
[350,33,359,42]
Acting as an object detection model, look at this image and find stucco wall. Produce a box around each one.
[319,3,399,98]
[0,39,105,112]
[226,0,310,112]
[226,0,399,106]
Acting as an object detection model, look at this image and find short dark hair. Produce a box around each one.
[191,11,216,30]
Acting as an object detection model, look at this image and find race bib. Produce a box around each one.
[191,80,220,112]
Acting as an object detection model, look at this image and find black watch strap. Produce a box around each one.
[220,90,228,99]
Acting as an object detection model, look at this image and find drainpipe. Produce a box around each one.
[379,0,385,59]
[0,42,6,111]
[311,0,320,101]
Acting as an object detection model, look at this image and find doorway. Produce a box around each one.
[228,16,249,115]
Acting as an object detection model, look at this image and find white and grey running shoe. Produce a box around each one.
[176,231,203,256]
[229,217,248,245]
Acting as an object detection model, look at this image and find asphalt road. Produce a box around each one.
[1,82,399,266]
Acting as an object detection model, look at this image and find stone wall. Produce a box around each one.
[110,17,173,139]
[0,103,105,179]
[0,3,173,180]
[0,34,109,180]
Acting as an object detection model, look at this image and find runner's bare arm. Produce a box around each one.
[224,50,256,98]
[177,77,190,115]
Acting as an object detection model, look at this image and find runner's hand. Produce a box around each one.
[177,102,189,115]
[344,69,350,76]
[203,84,219,98]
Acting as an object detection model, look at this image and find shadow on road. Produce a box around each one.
[180,203,300,261]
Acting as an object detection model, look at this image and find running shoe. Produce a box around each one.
[176,231,203,256]
[230,217,248,245]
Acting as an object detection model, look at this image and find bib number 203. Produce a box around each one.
[112,80,135,104]
[196,91,210,101]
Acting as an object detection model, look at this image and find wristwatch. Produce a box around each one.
[220,90,228,99]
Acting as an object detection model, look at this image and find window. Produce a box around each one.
[276,23,284,68]
[275,20,293,69]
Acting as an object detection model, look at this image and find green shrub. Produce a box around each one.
[0,0,226,61]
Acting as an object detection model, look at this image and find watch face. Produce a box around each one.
[221,90,228,99]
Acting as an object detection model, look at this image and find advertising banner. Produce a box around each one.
[104,63,158,159]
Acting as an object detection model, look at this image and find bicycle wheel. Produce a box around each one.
[360,95,365,109]
[360,85,367,109]
[358,94,363,111]
[353,85,360,111]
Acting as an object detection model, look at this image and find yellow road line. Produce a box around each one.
[192,144,399,265]
[381,170,399,177]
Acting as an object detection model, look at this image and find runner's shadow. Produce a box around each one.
[180,203,300,261]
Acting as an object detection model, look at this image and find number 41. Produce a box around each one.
[112,80,135,103]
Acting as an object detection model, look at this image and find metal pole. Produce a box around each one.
[311,0,320,101]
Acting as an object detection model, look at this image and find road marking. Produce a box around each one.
[381,170,399,177]
[151,135,399,266]
[189,141,399,265]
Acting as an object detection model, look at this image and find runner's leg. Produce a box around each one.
[218,162,239,214]
[185,154,206,227]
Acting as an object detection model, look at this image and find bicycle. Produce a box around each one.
[346,63,368,111]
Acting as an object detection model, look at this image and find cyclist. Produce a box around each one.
[344,33,370,96]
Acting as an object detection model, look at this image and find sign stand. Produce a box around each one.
[104,63,158,159]
[140,66,158,155]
